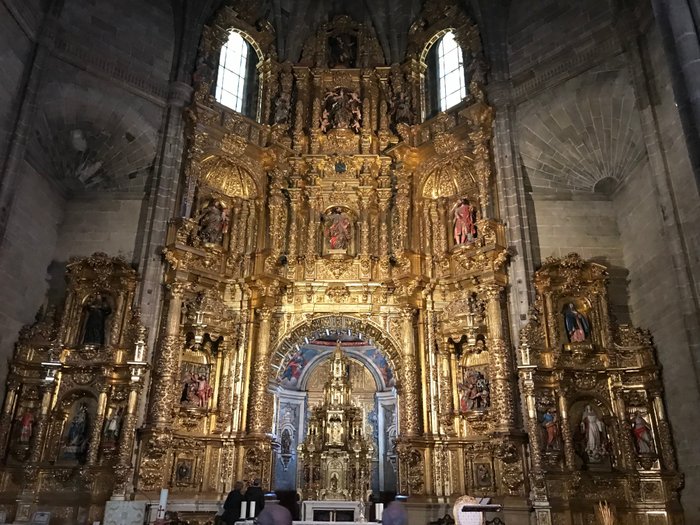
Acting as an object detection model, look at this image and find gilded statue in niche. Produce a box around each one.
[180,363,214,409]
[320,88,362,133]
[577,404,607,465]
[81,294,112,346]
[563,302,590,343]
[328,33,357,68]
[541,408,560,452]
[323,207,353,251]
[631,411,654,455]
[102,405,124,453]
[458,370,490,412]
[452,198,477,245]
[61,401,91,463]
[197,199,229,245]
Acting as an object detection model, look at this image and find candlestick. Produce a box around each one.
[249,501,256,518]
[157,488,168,519]
[240,502,247,520]
[376,503,383,521]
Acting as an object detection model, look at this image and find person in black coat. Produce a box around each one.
[245,478,265,517]
[222,481,244,525]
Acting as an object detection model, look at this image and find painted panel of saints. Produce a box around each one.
[180,363,213,409]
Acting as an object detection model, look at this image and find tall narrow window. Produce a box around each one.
[215,31,249,112]
[436,31,466,111]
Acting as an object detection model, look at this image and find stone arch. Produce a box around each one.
[270,315,402,381]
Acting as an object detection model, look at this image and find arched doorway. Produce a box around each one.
[271,323,399,498]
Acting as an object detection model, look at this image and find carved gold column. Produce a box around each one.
[438,339,455,435]
[358,187,373,259]
[304,186,320,278]
[148,283,184,428]
[267,171,287,266]
[395,177,410,253]
[482,285,516,432]
[611,382,636,469]
[652,389,677,470]
[423,301,440,434]
[28,379,56,466]
[112,379,143,499]
[0,376,20,456]
[259,59,274,125]
[248,308,273,436]
[229,197,243,255]
[519,355,549,507]
[400,308,421,437]
[233,308,250,432]
[436,198,448,255]
[87,381,110,465]
[557,386,577,470]
[287,187,302,266]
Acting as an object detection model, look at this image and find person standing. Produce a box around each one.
[245,479,265,517]
[222,481,244,525]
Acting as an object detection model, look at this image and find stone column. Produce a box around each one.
[400,308,421,437]
[482,285,516,432]
[248,308,273,436]
[147,283,185,428]
[651,0,700,180]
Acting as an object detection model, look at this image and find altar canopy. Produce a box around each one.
[297,342,373,502]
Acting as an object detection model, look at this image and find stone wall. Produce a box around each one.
[0,2,36,167]
[0,163,64,388]
[611,22,700,519]
[529,194,628,320]
[54,196,145,264]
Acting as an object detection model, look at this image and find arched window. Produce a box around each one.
[436,31,467,111]
[215,31,258,118]
[423,30,468,119]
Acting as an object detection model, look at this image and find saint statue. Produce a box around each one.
[197,199,228,244]
[82,295,112,346]
[580,404,605,462]
[63,402,90,460]
[452,198,477,245]
[103,406,123,442]
[563,303,590,343]
[631,411,654,454]
[541,408,559,451]
[19,412,34,444]
[324,208,352,251]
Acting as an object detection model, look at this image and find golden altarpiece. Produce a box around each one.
[0,1,683,524]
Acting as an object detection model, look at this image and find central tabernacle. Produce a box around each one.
[298,342,374,502]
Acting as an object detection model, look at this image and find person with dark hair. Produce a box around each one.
[256,505,292,525]
[382,502,408,525]
[245,478,265,517]
[222,481,244,525]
